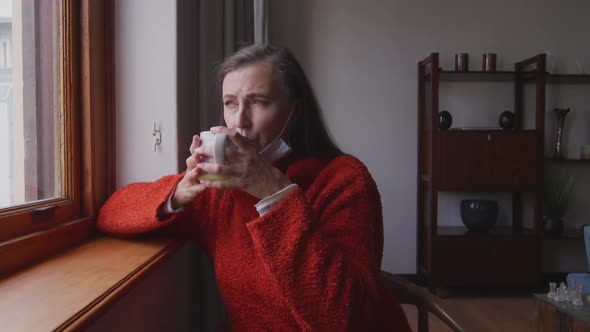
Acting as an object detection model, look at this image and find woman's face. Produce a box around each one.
[222,62,292,151]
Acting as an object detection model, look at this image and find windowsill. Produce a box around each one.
[0,235,185,331]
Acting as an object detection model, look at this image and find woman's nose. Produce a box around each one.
[235,105,251,128]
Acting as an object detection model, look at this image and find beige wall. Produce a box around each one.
[269,0,590,273]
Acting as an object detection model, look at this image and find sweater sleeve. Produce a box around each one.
[97,173,218,251]
[245,157,410,331]
[97,174,187,238]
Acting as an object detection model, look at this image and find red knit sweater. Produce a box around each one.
[97,154,411,331]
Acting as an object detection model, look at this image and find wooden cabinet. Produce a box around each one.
[417,53,546,289]
[437,131,537,191]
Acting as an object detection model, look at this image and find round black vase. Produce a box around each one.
[460,200,498,232]
[543,217,564,235]
[439,110,453,130]
[498,111,515,130]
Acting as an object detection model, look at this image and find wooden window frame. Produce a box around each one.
[0,0,115,277]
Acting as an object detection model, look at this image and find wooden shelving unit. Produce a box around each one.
[417,53,546,289]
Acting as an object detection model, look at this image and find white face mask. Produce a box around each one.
[258,107,295,163]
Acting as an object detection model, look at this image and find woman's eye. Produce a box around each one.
[252,99,270,106]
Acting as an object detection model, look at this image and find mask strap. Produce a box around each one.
[279,105,296,140]
[259,105,295,154]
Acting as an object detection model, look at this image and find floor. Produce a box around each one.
[401,296,537,331]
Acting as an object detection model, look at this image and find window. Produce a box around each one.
[0,0,113,276]
[1,0,65,208]
[0,0,88,245]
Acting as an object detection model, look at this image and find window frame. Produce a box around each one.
[0,0,115,276]
[0,0,80,242]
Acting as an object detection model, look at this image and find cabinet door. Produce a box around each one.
[490,132,537,190]
[438,131,491,190]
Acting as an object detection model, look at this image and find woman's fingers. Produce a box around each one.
[210,126,252,152]
[173,169,206,207]
[197,162,236,177]
[199,177,239,190]
[224,145,243,163]
[184,166,203,184]
[194,144,214,158]
[186,154,199,170]
[189,135,201,154]
[186,135,202,169]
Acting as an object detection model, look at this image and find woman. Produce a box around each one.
[97,44,410,332]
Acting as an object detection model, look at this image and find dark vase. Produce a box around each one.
[439,110,453,130]
[498,111,515,130]
[460,200,498,232]
[553,108,570,160]
[544,217,564,235]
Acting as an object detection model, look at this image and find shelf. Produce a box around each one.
[424,70,514,82]
[445,128,535,133]
[423,71,590,84]
[437,226,535,238]
[547,74,590,84]
[545,158,590,164]
[543,229,584,241]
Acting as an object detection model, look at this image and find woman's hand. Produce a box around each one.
[196,127,292,199]
[171,135,207,209]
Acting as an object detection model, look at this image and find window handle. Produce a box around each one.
[32,205,56,225]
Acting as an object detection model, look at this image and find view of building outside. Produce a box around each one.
[0,0,61,209]
[0,0,12,208]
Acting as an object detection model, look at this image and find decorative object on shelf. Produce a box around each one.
[567,226,590,296]
[482,53,497,72]
[552,108,570,160]
[546,50,555,73]
[543,172,574,235]
[460,199,498,232]
[572,285,584,306]
[438,110,453,129]
[548,282,557,300]
[454,53,469,72]
[555,282,567,302]
[581,144,590,160]
[498,110,515,130]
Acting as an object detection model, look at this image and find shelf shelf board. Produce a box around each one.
[543,229,583,241]
[547,74,590,84]
[444,128,534,133]
[423,71,590,84]
[437,226,535,238]
[545,158,590,163]
[437,70,514,82]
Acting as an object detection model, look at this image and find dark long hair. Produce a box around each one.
[217,44,343,160]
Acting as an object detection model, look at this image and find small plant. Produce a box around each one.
[544,173,575,220]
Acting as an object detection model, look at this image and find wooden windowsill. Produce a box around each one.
[0,235,185,332]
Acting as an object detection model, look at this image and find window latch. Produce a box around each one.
[153,122,162,152]
[32,205,57,225]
